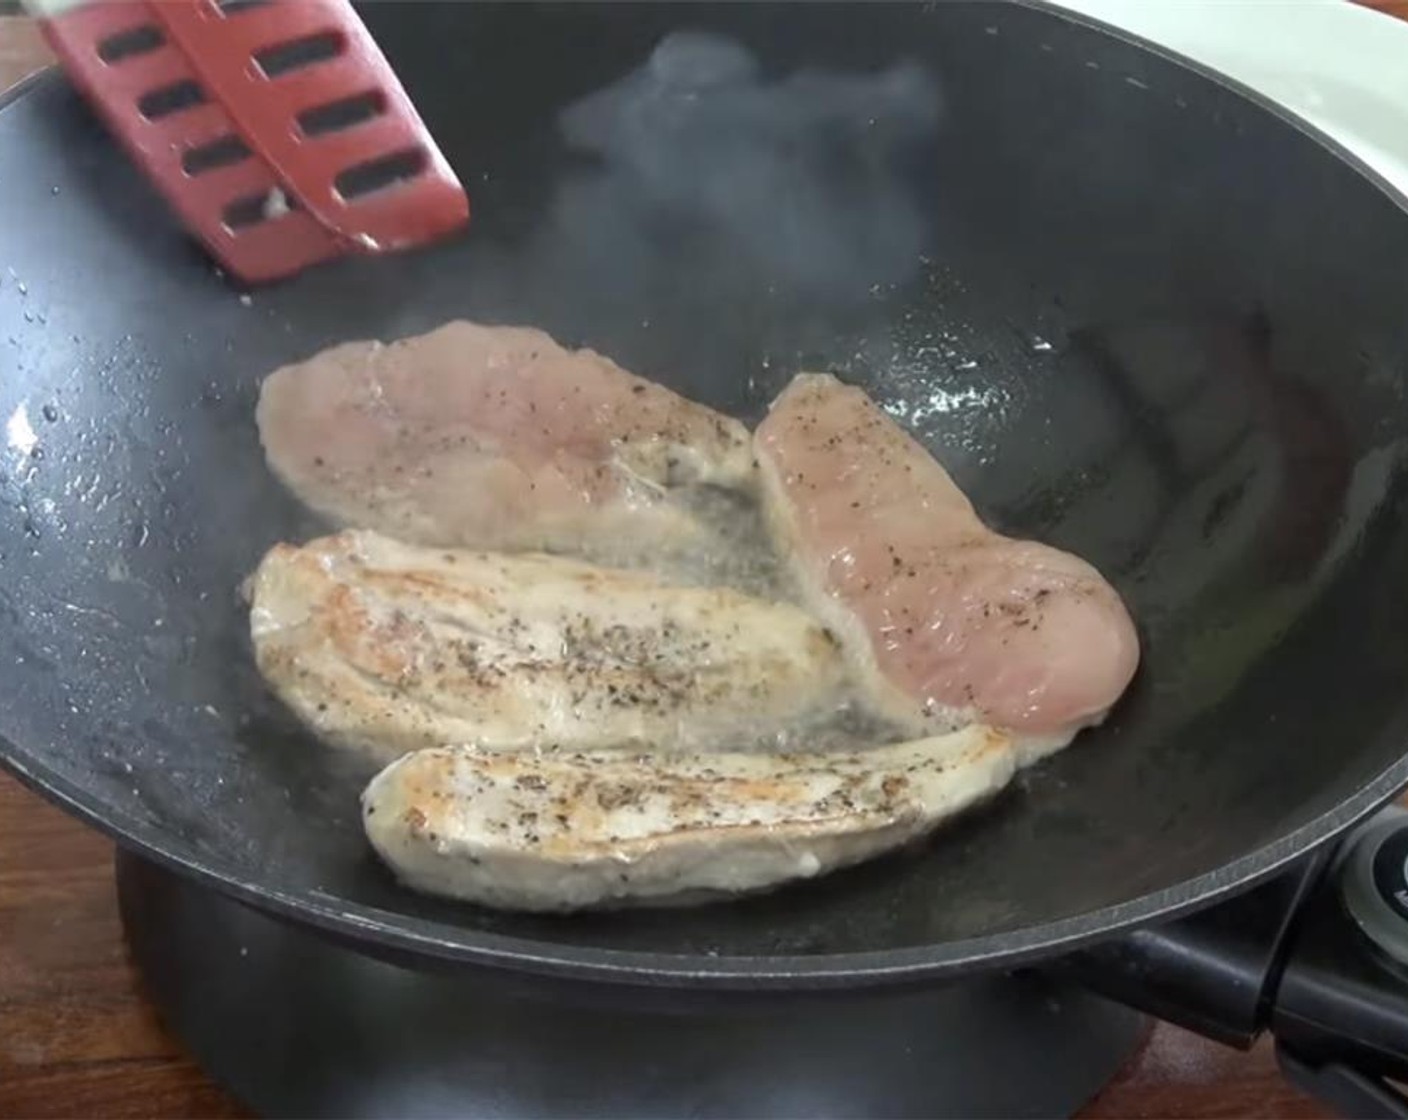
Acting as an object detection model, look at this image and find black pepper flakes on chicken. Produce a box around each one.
[255,321,756,567]
[247,529,848,763]
[362,725,1015,911]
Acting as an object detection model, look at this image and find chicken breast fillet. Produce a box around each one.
[362,725,1015,911]
[256,320,755,564]
[247,529,848,763]
[755,373,1140,759]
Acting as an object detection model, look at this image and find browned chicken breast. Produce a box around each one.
[247,530,848,763]
[363,725,1015,911]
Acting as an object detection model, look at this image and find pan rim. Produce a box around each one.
[6,1,1408,985]
[5,735,1408,988]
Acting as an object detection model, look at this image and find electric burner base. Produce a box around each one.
[116,850,1147,1118]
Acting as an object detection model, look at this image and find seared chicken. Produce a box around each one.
[256,320,755,565]
[363,725,1014,911]
[247,530,848,763]
[755,374,1139,758]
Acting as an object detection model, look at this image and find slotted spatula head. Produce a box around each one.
[27,0,469,283]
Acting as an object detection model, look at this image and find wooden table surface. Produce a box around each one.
[0,9,1401,1117]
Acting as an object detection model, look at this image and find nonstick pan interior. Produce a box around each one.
[3,1,1408,982]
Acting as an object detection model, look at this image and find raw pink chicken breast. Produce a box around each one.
[256,321,755,562]
[755,373,1139,759]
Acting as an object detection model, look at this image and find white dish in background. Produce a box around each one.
[1049,0,1408,198]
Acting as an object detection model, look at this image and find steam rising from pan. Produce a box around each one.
[459,32,945,404]
[555,32,941,301]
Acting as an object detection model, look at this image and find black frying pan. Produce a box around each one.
[4,0,1408,998]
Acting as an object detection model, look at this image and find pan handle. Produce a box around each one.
[1054,806,1408,1118]
[1278,1046,1408,1120]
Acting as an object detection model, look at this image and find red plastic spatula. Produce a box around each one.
[25,0,470,283]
